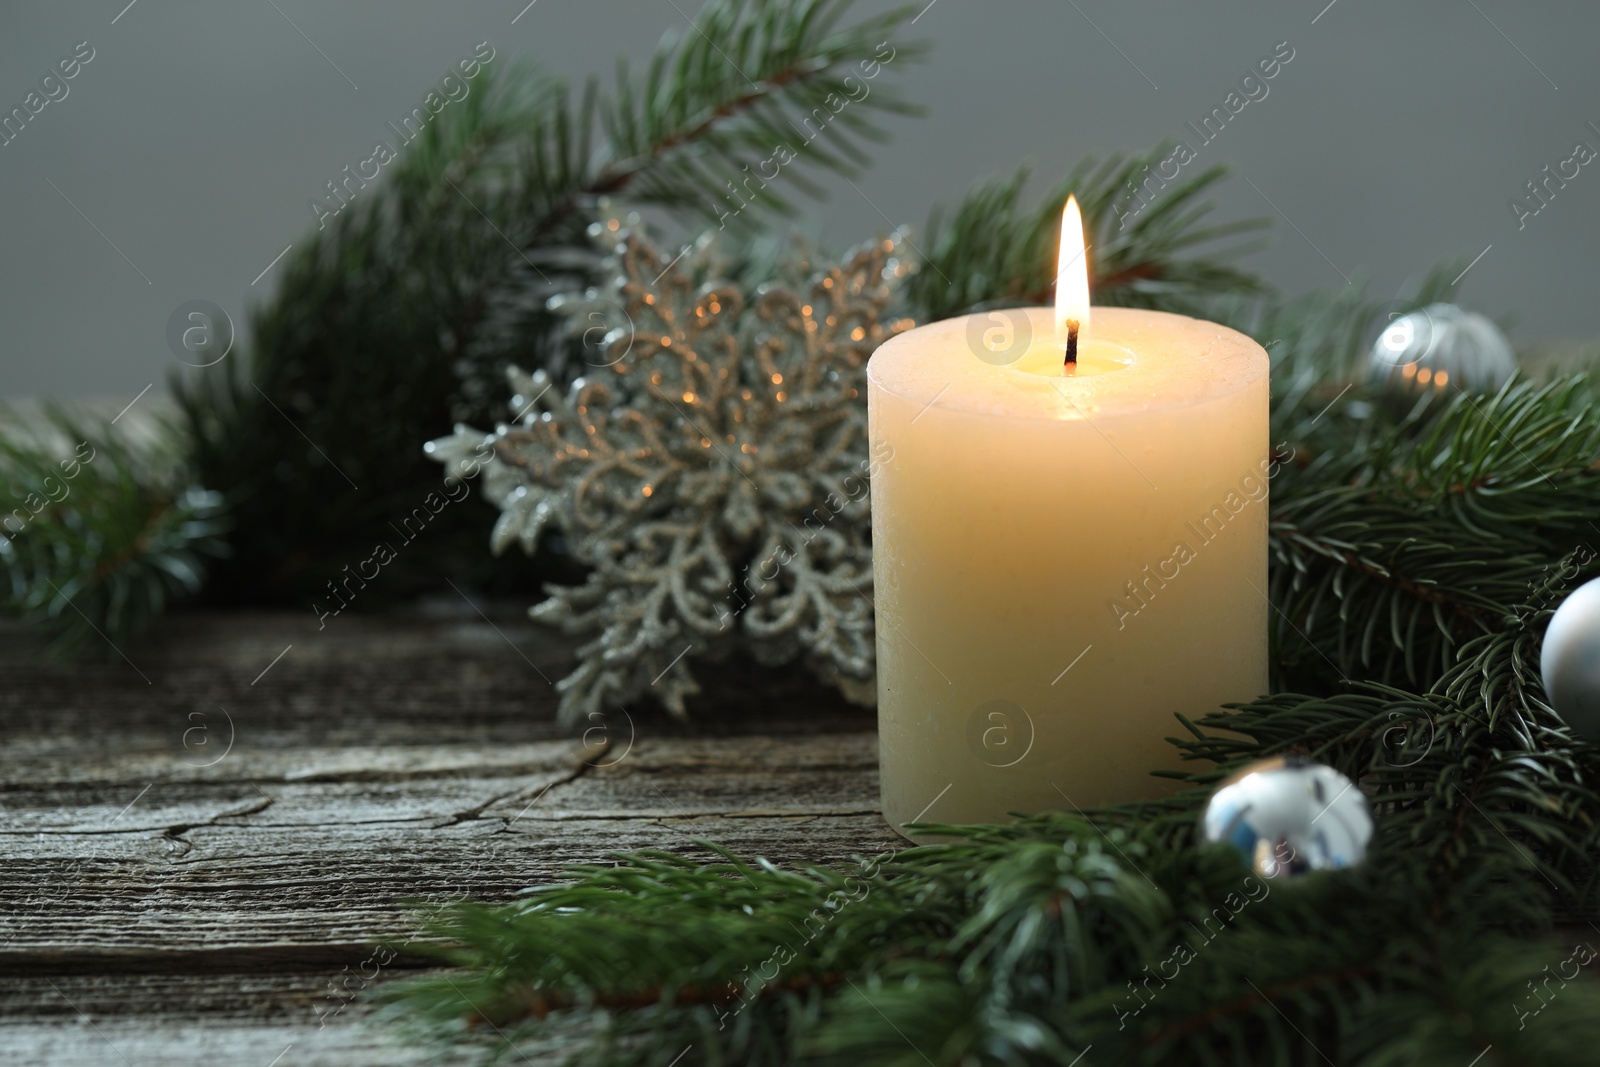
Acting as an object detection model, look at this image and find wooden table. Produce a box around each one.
[0,607,895,1065]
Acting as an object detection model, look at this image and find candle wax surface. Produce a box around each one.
[1009,334,1133,378]
[868,306,1270,838]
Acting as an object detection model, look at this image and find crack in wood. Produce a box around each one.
[429,738,610,830]
[162,795,276,857]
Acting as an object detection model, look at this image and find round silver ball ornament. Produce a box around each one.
[1540,577,1600,740]
[1200,757,1372,878]
[1367,303,1515,394]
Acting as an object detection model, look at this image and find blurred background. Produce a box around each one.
[2,0,1597,403]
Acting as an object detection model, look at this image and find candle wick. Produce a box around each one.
[1064,320,1079,367]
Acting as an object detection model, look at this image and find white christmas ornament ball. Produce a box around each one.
[1200,757,1372,878]
[1540,577,1600,739]
[1367,303,1515,393]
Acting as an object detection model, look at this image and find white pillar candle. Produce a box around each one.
[868,199,1271,834]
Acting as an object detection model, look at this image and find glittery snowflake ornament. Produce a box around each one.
[427,218,915,724]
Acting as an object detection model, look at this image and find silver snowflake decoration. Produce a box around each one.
[427,218,914,724]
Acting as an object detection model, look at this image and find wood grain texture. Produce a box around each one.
[0,608,888,1066]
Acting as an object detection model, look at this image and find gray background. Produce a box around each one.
[2,0,1596,400]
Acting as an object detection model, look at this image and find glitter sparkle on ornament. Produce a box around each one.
[429,218,915,724]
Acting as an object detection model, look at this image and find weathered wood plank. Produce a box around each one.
[0,609,887,1066]
[0,1021,468,1067]
[3,734,892,959]
[0,609,875,755]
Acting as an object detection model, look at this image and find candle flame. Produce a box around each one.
[1055,195,1091,337]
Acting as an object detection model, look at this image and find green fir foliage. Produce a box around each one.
[0,411,227,657]
[177,0,928,606]
[909,151,1271,323]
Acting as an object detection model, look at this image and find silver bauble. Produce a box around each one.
[1200,757,1372,878]
[1366,303,1515,393]
[1540,577,1600,740]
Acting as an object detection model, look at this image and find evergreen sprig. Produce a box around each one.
[908,151,1271,323]
[599,0,924,213]
[1267,376,1600,692]
[385,356,1600,1064]
[179,0,928,606]
[0,411,227,657]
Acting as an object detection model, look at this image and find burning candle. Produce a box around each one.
[868,197,1271,835]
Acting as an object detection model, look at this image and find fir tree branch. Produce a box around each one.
[0,409,228,656]
[1137,962,1377,1047]
[1266,376,1600,690]
[183,0,929,605]
[908,151,1271,322]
